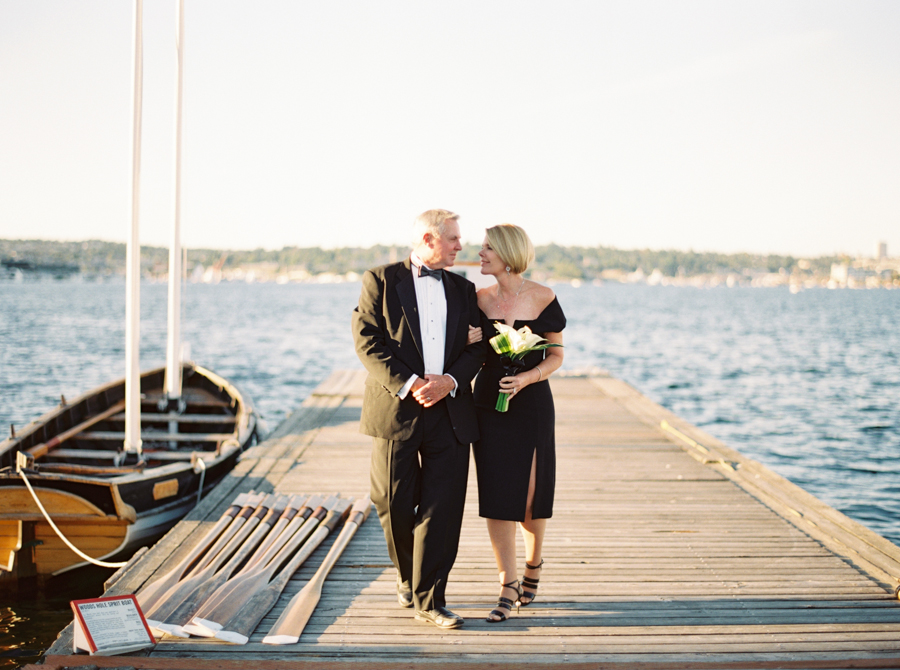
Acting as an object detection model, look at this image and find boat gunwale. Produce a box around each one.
[0,363,260,474]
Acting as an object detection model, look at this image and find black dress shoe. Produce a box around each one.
[397,576,413,608]
[414,606,464,629]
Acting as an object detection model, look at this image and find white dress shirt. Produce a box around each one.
[398,253,457,399]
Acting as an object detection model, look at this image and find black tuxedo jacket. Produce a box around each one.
[352,258,485,443]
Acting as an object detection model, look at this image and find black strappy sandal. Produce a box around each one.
[519,559,544,606]
[486,579,522,623]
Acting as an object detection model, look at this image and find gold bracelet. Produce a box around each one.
[536,366,543,381]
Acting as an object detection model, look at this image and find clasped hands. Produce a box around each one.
[412,374,455,408]
[410,324,488,408]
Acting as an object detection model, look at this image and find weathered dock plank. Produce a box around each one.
[38,369,900,669]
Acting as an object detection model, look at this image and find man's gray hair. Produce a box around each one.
[412,209,459,247]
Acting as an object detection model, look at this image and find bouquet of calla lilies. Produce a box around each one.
[489,323,563,412]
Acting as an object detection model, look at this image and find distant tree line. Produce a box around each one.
[527,244,837,279]
[1,238,843,279]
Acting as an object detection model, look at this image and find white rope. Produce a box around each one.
[17,469,128,569]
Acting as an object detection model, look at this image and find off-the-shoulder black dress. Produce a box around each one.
[472,297,566,521]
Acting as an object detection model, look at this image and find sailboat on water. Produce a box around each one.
[0,0,264,581]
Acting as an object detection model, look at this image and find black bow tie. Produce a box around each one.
[417,265,443,281]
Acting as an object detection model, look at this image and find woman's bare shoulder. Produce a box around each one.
[476,286,494,298]
[476,286,494,310]
[529,282,556,309]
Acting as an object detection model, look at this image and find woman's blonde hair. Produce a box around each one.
[485,224,535,275]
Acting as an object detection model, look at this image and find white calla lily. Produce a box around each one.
[520,327,546,350]
[487,322,563,412]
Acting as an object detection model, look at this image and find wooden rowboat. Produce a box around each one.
[0,363,264,581]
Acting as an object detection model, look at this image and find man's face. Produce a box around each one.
[422,219,463,269]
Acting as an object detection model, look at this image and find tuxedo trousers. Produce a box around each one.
[369,401,469,612]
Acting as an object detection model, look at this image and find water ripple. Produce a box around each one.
[2,280,899,549]
[552,282,900,546]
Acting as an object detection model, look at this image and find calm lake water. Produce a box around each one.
[1,278,899,667]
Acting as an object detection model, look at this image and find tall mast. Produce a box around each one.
[165,0,185,405]
[124,0,144,456]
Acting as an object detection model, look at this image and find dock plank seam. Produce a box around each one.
[41,370,900,666]
[589,375,900,595]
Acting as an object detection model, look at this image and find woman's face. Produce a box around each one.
[479,236,504,276]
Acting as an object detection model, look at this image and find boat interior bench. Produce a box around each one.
[110,413,237,424]
[47,449,220,462]
[76,432,235,442]
[141,394,233,408]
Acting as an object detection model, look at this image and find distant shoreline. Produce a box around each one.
[1,237,897,289]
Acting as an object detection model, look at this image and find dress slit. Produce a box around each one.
[524,447,538,520]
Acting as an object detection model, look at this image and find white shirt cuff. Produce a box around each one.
[447,374,458,398]
[398,374,418,399]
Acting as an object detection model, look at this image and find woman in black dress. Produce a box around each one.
[469,224,566,623]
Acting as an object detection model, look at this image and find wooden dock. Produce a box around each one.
[37,369,900,669]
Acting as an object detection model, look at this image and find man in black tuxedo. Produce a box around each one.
[352,209,484,629]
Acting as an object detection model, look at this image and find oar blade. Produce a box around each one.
[215,629,250,645]
[180,621,217,637]
[261,578,323,644]
[212,586,280,644]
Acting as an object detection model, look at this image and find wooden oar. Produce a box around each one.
[214,497,354,644]
[184,491,266,578]
[28,400,126,460]
[145,493,275,630]
[187,495,337,637]
[136,491,251,612]
[240,494,309,572]
[262,496,371,645]
[181,495,328,637]
[155,495,291,636]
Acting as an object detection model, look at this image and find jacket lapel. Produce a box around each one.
[396,260,424,360]
[443,274,461,369]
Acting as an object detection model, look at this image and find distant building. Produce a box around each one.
[830,263,848,284]
[451,261,494,289]
[877,241,888,260]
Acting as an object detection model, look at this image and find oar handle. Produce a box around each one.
[346,495,372,527]
[238,495,311,575]
[312,497,367,580]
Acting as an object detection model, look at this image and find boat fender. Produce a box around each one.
[192,454,207,505]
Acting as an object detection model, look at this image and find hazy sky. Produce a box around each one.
[1,0,898,257]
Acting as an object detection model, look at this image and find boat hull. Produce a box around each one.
[0,364,261,580]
